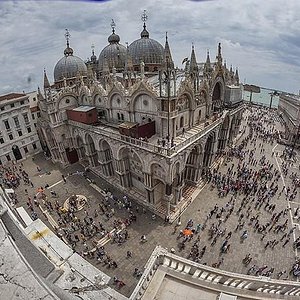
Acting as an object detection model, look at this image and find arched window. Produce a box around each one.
[198,110,201,123]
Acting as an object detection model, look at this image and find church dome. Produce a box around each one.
[98,28,127,73]
[128,24,164,66]
[54,46,87,82]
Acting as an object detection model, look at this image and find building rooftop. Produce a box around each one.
[71,106,96,112]
[0,93,26,102]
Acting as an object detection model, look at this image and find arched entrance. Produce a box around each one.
[118,147,131,187]
[212,82,222,113]
[184,145,203,184]
[148,163,167,205]
[203,133,216,168]
[98,140,114,177]
[12,145,22,160]
[228,116,236,143]
[76,136,87,161]
[217,115,230,152]
[85,134,98,167]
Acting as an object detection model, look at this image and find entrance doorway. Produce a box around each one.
[12,145,22,161]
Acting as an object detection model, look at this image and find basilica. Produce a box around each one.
[37,15,244,219]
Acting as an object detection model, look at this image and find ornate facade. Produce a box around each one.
[37,18,244,218]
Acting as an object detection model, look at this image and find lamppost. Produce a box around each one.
[269,90,279,109]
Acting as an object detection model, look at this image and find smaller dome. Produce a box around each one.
[141,26,149,38]
[98,28,127,72]
[64,46,73,56]
[108,33,120,44]
[54,55,87,82]
[128,24,164,66]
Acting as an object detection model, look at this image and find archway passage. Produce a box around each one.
[66,147,79,164]
[203,133,215,168]
[228,116,236,143]
[76,136,87,162]
[217,115,230,152]
[86,134,98,167]
[12,145,22,160]
[212,82,222,113]
[98,140,114,177]
[184,146,202,184]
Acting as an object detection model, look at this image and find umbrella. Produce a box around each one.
[183,229,192,236]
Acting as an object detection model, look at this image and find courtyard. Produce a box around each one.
[6,107,300,298]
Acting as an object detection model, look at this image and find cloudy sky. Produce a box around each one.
[0,0,300,94]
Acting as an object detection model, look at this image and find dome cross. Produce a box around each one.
[111,19,116,34]
[65,29,71,47]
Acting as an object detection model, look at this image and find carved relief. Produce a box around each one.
[177,94,189,111]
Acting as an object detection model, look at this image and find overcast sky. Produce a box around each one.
[1,0,300,95]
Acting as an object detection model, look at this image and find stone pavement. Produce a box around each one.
[9,107,300,298]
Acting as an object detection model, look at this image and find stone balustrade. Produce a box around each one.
[158,110,179,118]
[130,246,300,300]
[69,104,245,158]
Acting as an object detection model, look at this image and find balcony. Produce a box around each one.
[130,246,300,300]
[68,105,245,158]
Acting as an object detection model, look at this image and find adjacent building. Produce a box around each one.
[0,92,41,164]
[278,93,300,147]
[37,17,244,218]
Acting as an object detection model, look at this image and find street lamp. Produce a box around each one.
[269,90,279,109]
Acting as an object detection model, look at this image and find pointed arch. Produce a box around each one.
[217,113,230,151]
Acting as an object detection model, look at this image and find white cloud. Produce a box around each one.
[0,0,300,94]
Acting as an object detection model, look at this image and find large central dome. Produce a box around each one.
[54,44,87,82]
[128,24,164,67]
[98,29,127,73]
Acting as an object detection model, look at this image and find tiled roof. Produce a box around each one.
[0,93,25,102]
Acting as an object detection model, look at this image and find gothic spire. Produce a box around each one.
[163,32,174,69]
[103,56,109,74]
[124,42,133,72]
[190,44,198,73]
[205,49,211,67]
[90,44,97,63]
[235,68,239,84]
[216,42,222,66]
[43,68,50,88]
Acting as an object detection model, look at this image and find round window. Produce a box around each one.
[66,99,70,104]
[117,98,121,104]
[143,99,148,106]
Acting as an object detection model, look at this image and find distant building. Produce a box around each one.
[0,92,41,164]
[278,93,300,147]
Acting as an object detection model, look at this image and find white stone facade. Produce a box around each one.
[0,93,41,165]
[38,31,244,217]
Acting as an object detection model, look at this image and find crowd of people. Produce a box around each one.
[176,107,300,280]
[1,106,300,291]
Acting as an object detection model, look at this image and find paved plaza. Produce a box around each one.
[6,107,300,298]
